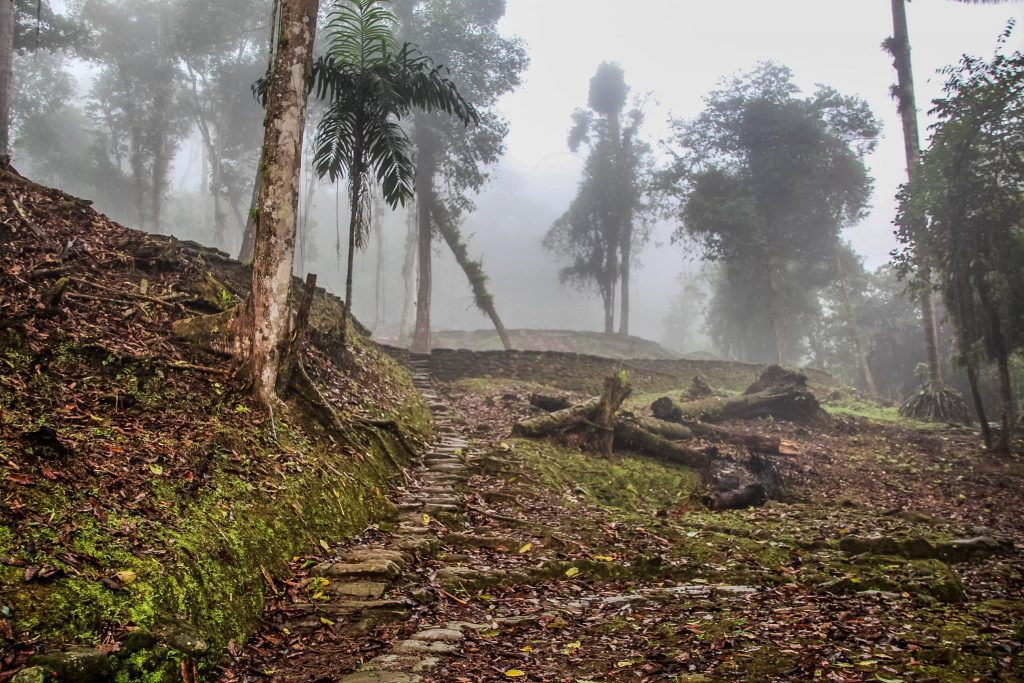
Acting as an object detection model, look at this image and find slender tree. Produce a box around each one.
[397,0,527,353]
[304,0,477,344]
[885,0,1017,420]
[897,32,1023,451]
[0,0,12,158]
[244,0,318,405]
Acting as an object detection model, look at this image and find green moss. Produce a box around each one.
[513,439,700,513]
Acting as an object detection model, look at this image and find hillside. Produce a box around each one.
[0,166,430,679]
[429,328,683,359]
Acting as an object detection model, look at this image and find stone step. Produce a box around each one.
[329,581,389,599]
[312,558,401,582]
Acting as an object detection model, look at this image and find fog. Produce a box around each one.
[12,0,1023,351]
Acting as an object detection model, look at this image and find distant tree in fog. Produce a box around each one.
[394,0,527,353]
[661,62,879,366]
[544,62,651,336]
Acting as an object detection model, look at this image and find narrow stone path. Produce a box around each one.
[278,355,480,682]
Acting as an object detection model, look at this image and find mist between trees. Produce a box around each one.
[2,0,1021,432]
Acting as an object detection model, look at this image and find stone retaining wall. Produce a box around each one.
[378,345,834,395]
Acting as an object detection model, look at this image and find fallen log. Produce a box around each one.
[612,420,712,470]
[710,484,767,510]
[528,393,572,412]
[679,420,780,454]
[634,417,694,441]
[651,387,825,424]
[511,397,601,438]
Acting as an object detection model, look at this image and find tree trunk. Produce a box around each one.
[972,263,1016,454]
[372,197,385,333]
[512,397,602,438]
[278,272,316,393]
[603,284,615,335]
[0,0,11,160]
[344,145,364,345]
[889,0,943,387]
[833,240,878,398]
[243,0,319,406]
[430,204,513,351]
[0,0,13,159]
[411,131,435,354]
[618,236,630,337]
[612,421,712,470]
[399,205,417,344]
[593,374,632,457]
[239,166,261,262]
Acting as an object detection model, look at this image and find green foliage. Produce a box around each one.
[662,62,880,364]
[895,26,1023,442]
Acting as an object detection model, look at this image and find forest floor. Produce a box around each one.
[223,375,1024,683]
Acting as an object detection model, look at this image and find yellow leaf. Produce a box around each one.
[504,670,526,678]
[319,617,335,626]
[520,645,533,653]
[421,513,431,527]
[498,442,511,451]
[518,543,533,554]
[565,566,580,578]
[616,660,634,668]
[480,628,500,638]
[115,571,137,585]
[592,555,614,562]
[319,539,330,552]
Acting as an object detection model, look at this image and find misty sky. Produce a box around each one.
[413,0,1021,342]
[494,0,1023,266]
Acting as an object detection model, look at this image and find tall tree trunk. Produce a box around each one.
[244,0,318,405]
[343,145,364,345]
[398,205,417,344]
[298,156,316,274]
[619,235,630,337]
[430,204,513,351]
[372,197,385,333]
[0,0,13,159]
[411,129,435,354]
[972,265,1015,453]
[889,0,943,386]
[602,282,615,335]
[833,240,878,397]
[239,0,281,263]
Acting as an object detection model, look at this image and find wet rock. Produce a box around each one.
[152,619,210,657]
[27,648,111,682]
[120,628,157,654]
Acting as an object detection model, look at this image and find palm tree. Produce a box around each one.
[886,0,1016,425]
[309,0,477,341]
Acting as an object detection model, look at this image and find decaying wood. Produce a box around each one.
[676,419,780,454]
[512,397,602,438]
[528,393,572,412]
[651,387,824,424]
[612,420,712,470]
[594,374,632,457]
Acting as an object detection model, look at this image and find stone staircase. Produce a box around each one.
[280,355,480,682]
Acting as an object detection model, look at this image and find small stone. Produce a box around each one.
[410,628,464,643]
[394,639,460,654]
[716,585,757,596]
[152,619,210,657]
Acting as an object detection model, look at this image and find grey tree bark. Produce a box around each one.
[244,0,319,405]
[1,0,13,159]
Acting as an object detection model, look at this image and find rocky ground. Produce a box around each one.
[220,374,1024,682]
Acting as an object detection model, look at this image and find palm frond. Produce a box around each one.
[326,0,397,68]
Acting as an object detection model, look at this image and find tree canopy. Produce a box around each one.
[661,62,880,365]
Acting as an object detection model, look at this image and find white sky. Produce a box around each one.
[486,0,1024,269]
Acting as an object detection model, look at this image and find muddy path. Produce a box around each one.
[221,369,1024,682]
